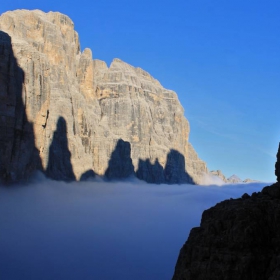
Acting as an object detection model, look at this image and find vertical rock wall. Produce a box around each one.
[0,9,208,183]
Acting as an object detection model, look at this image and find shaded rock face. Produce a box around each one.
[136,149,194,184]
[46,117,75,181]
[105,139,134,179]
[0,30,42,182]
[0,9,208,183]
[172,184,280,280]
[136,158,165,184]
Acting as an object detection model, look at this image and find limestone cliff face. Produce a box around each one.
[0,9,208,183]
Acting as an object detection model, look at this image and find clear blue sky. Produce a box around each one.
[1,1,279,182]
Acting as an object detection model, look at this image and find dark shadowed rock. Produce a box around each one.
[105,139,135,179]
[136,158,165,184]
[136,150,194,184]
[80,169,96,181]
[172,183,280,280]
[46,117,76,181]
[172,145,280,279]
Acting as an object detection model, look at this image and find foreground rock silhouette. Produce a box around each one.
[172,145,280,280]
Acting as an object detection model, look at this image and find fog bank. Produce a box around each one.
[0,176,269,280]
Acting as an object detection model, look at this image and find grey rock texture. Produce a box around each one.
[105,139,134,179]
[0,9,208,183]
[45,117,75,181]
[275,143,280,182]
[172,183,280,280]
[172,147,280,279]
[0,29,42,181]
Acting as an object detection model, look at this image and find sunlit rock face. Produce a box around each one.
[0,9,208,183]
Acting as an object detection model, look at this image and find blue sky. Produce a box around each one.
[1,1,279,182]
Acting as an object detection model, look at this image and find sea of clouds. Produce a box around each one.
[0,174,271,280]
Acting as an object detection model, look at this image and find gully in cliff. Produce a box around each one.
[0,10,208,184]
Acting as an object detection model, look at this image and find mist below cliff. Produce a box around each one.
[0,176,269,280]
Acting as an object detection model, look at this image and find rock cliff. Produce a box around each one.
[172,150,280,279]
[0,9,208,183]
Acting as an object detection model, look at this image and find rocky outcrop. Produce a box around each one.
[0,28,42,181]
[275,143,280,182]
[172,183,280,280]
[0,9,208,183]
[172,148,280,279]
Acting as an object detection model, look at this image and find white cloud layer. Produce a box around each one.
[0,174,270,280]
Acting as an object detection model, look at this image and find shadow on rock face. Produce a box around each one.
[164,149,194,184]
[105,139,135,180]
[46,116,76,181]
[0,31,42,183]
[80,169,96,181]
[136,158,165,184]
[136,149,194,184]
[275,143,280,182]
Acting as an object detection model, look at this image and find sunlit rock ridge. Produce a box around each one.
[0,9,208,183]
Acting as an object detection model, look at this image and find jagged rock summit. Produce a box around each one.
[227,174,242,183]
[172,148,280,279]
[0,9,208,183]
[210,170,258,184]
